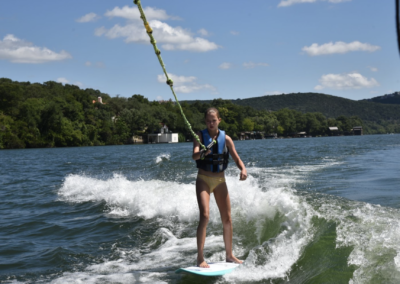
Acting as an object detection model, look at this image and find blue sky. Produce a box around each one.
[1,0,399,101]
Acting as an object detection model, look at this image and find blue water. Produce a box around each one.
[1,134,400,283]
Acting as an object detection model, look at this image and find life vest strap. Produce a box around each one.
[202,159,229,165]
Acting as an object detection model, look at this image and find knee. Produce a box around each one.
[222,215,232,226]
[199,211,210,223]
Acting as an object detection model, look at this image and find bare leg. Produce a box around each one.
[196,178,211,268]
[213,183,243,264]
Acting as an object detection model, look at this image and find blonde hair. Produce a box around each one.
[204,107,220,119]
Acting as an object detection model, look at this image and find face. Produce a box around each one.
[205,112,221,130]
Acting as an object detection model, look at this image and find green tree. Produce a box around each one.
[242,118,254,131]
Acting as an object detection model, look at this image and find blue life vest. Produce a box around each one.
[196,129,229,172]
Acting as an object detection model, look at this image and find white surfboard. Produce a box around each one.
[175,262,239,276]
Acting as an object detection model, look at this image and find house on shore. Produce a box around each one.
[297,132,307,138]
[264,133,278,139]
[353,126,363,135]
[287,132,308,138]
[328,127,339,136]
[237,131,265,140]
[147,124,178,143]
[238,132,254,140]
[131,135,143,144]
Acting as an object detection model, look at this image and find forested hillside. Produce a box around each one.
[0,78,397,149]
[364,92,400,105]
[231,92,400,121]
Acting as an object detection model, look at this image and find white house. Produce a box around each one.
[147,124,179,143]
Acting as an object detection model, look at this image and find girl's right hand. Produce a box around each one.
[239,169,247,181]
[200,149,211,159]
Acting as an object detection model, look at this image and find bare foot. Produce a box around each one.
[197,259,210,268]
[226,255,243,264]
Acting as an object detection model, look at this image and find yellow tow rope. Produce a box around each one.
[133,0,206,150]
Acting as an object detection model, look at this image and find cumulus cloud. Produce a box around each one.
[265,91,282,95]
[96,5,217,52]
[157,73,217,94]
[161,36,219,52]
[278,0,350,7]
[198,28,209,36]
[105,5,177,21]
[96,62,105,68]
[243,61,269,69]
[0,34,72,64]
[302,41,380,56]
[57,77,69,84]
[219,62,234,69]
[315,72,379,90]
[76,12,100,23]
[85,61,105,68]
[56,77,83,88]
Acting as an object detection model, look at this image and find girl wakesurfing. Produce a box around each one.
[192,107,247,268]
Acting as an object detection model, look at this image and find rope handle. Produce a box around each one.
[200,139,217,160]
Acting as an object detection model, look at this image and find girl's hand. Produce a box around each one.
[199,149,211,159]
[240,169,247,181]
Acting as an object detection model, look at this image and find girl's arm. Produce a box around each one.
[192,132,211,160]
[226,135,247,180]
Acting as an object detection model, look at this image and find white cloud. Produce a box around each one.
[303,41,380,56]
[0,34,72,63]
[219,62,234,69]
[161,36,219,52]
[105,5,177,21]
[56,77,83,88]
[368,66,378,72]
[278,0,350,7]
[198,28,209,36]
[57,77,84,88]
[157,73,217,94]
[57,77,69,84]
[265,91,282,95]
[76,12,100,23]
[243,61,269,69]
[230,31,239,36]
[94,26,107,37]
[85,61,105,68]
[96,62,105,68]
[315,72,379,90]
[279,0,317,7]
[96,8,219,53]
[74,81,84,88]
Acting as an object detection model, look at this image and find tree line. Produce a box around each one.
[230,92,400,128]
[0,78,382,149]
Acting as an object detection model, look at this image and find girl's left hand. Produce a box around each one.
[240,170,247,181]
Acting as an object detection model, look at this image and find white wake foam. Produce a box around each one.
[56,163,321,283]
[317,200,400,283]
[155,153,170,164]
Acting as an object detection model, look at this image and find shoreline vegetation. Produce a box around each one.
[1,78,399,149]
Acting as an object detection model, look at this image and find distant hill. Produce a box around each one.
[363,92,400,105]
[186,92,400,122]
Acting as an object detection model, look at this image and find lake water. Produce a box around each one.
[1,134,400,283]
